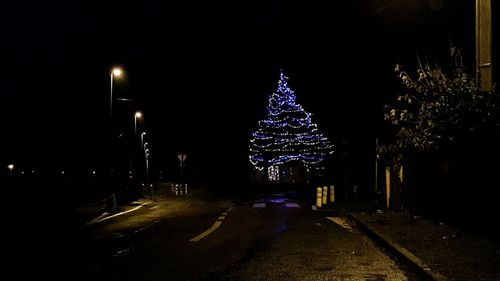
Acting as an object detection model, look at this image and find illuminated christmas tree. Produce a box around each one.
[249,70,334,182]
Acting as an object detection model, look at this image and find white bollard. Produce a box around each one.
[322,186,328,205]
[316,187,323,207]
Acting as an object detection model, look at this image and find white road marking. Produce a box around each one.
[252,203,266,208]
[326,217,353,232]
[285,202,300,208]
[189,206,233,242]
[149,205,160,210]
[190,221,223,242]
[97,205,144,222]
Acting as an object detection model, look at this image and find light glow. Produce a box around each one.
[112,67,122,77]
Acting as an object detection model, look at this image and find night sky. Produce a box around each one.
[1,0,489,182]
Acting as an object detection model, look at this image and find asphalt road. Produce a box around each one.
[2,190,420,281]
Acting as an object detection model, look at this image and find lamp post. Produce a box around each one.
[145,149,151,199]
[140,132,146,147]
[134,111,142,135]
[110,67,123,117]
[144,142,150,188]
[107,66,122,211]
[375,137,379,205]
[145,149,150,182]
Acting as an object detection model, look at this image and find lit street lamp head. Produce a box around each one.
[134,111,143,134]
[110,66,124,117]
[112,67,122,77]
[7,164,14,175]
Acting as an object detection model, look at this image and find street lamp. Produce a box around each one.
[7,164,14,175]
[110,67,123,117]
[134,111,142,135]
[140,132,146,147]
[107,66,123,211]
[140,141,151,198]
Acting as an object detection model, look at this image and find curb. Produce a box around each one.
[78,207,108,230]
[83,200,155,227]
[349,214,448,281]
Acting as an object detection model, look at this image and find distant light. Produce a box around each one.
[7,164,14,170]
[135,112,142,118]
[112,67,122,77]
[141,132,146,136]
[61,171,65,175]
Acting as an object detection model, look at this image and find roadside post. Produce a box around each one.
[316,187,323,208]
[322,186,328,205]
[330,185,335,205]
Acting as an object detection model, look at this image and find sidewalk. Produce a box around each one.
[69,183,186,230]
[348,209,500,281]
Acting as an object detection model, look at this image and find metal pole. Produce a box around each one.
[146,156,149,182]
[476,0,493,92]
[110,73,113,117]
[146,156,151,199]
[181,160,184,187]
[344,153,348,202]
[375,137,379,205]
[108,72,115,210]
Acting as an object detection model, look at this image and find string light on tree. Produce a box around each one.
[249,70,334,182]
